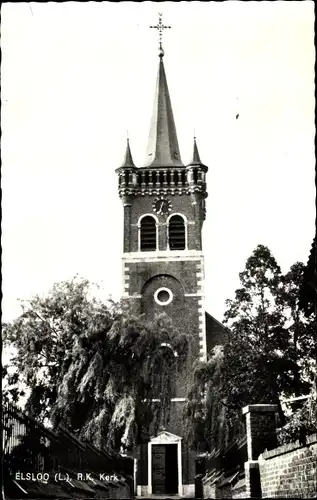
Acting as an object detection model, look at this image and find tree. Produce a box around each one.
[3,277,188,451]
[276,261,317,443]
[185,245,289,448]
[187,246,317,449]
[278,262,317,395]
[220,245,294,426]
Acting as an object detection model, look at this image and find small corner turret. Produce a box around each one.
[186,136,208,221]
[116,138,137,203]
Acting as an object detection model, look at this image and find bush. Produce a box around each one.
[277,390,317,445]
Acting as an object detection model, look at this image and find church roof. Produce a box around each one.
[120,138,136,168]
[144,54,183,168]
[205,312,228,357]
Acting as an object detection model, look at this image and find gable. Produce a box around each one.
[150,430,182,444]
[205,312,228,358]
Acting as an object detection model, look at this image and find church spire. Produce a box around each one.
[190,136,202,165]
[145,14,183,168]
[120,138,136,168]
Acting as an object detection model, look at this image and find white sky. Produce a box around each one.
[1,1,315,324]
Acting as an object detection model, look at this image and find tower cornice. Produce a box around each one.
[118,185,208,199]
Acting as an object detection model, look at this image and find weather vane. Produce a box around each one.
[150,13,171,56]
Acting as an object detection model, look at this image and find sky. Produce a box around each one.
[1,1,315,324]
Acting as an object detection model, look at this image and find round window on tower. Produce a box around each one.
[154,287,173,306]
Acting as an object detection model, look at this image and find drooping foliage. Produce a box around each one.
[185,345,229,451]
[3,277,188,451]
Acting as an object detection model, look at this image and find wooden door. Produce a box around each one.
[165,444,178,494]
[152,445,166,494]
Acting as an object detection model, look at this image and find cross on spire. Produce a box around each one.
[150,13,171,57]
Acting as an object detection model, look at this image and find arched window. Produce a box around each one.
[160,342,178,358]
[140,216,156,251]
[168,215,186,250]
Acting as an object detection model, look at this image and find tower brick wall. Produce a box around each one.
[122,256,206,363]
[122,193,204,254]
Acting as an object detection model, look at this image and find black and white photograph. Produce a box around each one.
[2,2,316,499]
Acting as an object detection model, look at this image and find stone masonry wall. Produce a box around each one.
[201,403,316,499]
[259,433,317,498]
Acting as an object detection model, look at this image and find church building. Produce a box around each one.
[116,15,226,497]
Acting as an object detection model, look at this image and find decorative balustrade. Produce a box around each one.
[117,167,207,189]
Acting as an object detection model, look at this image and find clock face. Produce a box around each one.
[152,196,172,215]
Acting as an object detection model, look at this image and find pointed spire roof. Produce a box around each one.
[187,136,207,169]
[192,137,201,164]
[191,136,202,164]
[120,138,136,168]
[144,54,183,168]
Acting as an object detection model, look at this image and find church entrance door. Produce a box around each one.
[152,444,178,494]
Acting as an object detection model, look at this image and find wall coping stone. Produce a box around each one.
[242,404,278,414]
[244,460,260,470]
[259,433,317,460]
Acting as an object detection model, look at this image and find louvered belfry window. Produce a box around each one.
[169,215,186,250]
[140,216,156,251]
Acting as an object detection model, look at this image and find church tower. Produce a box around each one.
[116,15,209,497]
